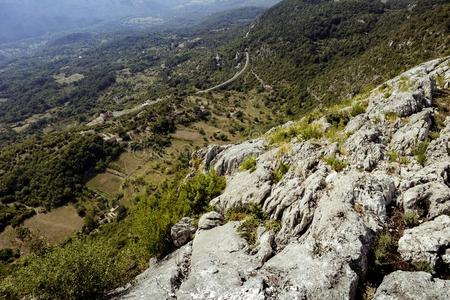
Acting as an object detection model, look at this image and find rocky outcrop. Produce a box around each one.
[398,215,450,271]
[198,211,224,230]
[120,57,450,300]
[390,108,432,155]
[374,271,450,300]
[171,218,196,247]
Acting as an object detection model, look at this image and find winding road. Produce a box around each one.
[196,51,250,94]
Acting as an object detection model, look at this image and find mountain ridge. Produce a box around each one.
[118,55,450,299]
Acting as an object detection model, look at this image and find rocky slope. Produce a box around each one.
[118,57,450,299]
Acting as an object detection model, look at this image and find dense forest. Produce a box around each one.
[0,133,122,230]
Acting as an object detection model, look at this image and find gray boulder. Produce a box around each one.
[400,181,450,219]
[345,114,368,134]
[344,124,385,171]
[374,271,450,300]
[398,215,450,270]
[426,116,450,164]
[390,108,432,155]
[119,243,193,299]
[210,148,276,211]
[177,222,262,299]
[198,211,224,230]
[211,139,267,175]
[171,218,196,247]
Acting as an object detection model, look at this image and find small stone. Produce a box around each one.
[171,217,196,247]
[198,211,224,230]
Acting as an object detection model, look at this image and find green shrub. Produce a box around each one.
[298,123,323,141]
[374,232,395,266]
[399,156,410,165]
[413,260,433,273]
[324,155,348,172]
[264,219,281,233]
[240,156,257,173]
[268,122,323,144]
[15,226,31,241]
[0,249,13,262]
[326,110,350,127]
[413,140,430,167]
[403,211,420,228]
[388,150,399,162]
[1,239,129,300]
[350,102,367,117]
[272,163,289,183]
[385,112,399,123]
[134,170,225,255]
[237,215,260,245]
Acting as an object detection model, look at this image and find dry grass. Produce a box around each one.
[24,205,84,243]
[87,173,124,197]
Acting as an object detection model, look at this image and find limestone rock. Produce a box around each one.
[263,166,328,243]
[261,176,375,299]
[426,116,450,164]
[171,218,196,247]
[398,215,450,270]
[210,148,276,211]
[120,57,450,300]
[400,181,450,219]
[177,222,262,299]
[390,108,432,155]
[345,113,368,134]
[374,271,450,300]
[344,124,384,171]
[198,211,224,230]
[211,139,267,175]
[256,229,275,266]
[119,243,193,299]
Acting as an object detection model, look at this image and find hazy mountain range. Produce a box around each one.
[0,0,280,43]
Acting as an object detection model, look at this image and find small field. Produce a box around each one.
[53,73,85,85]
[86,172,124,198]
[0,205,84,252]
[24,205,84,243]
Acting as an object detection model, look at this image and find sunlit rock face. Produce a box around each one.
[119,57,450,300]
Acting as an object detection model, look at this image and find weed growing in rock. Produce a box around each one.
[385,112,399,123]
[374,232,396,266]
[324,155,348,172]
[240,156,257,172]
[403,211,420,228]
[272,163,289,183]
[413,140,430,166]
[264,219,281,233]
[350,102,368,117]
[268,122,323,144]
[413,260,433,273]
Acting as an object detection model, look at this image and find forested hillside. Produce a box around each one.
[244,0,450,113]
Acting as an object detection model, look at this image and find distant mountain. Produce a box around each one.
[0,0,280,44]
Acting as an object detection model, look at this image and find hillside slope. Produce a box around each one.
[242,0,450,114]
[119,57,450,299]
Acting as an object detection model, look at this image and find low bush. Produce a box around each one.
[324,155,348,172]
[413,260,432,273]
[403,211,420,228]
[272,163,289,183]
[240,156,257,173]
[374,232,396,266]
[2,171,226,299]
[268,121,323,144]
[413,140,430,167]
[350,102,367,117]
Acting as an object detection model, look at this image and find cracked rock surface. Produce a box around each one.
[120,57,450,300]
